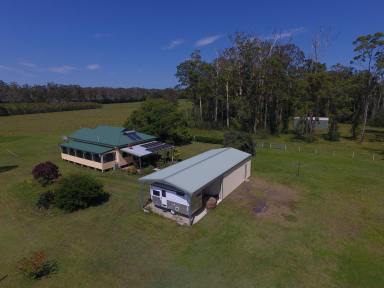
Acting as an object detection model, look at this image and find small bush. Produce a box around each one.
[369,111,384,127]
[223,131,255,155]
[32,162,60,186]
[17,251,57,280]
[125,165,138,174]
[325,130,341,141]
[193,135,223,144]
[55,174,109,212]
[36,191,55,209]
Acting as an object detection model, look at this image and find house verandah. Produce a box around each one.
[60,125,174,172]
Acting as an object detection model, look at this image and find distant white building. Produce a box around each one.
[293,117,329,130]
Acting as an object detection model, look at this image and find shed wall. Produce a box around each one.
[222,159,251,199]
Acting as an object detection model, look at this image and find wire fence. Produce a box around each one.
[255,142,383,161]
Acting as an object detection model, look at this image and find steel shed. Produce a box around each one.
[139,147,252,223]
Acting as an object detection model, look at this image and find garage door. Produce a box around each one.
[222,160,250,199]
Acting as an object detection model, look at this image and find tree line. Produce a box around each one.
[176,32,384,142]
[0,81,179,104]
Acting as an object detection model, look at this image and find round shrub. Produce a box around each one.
[32,161,60,186]
[55,174,109,212]
[223,131,255,155]
[36,191,55,209]
[17,251,57,280]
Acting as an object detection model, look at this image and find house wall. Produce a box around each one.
[222,159,251,199]
[115,149,133,167]
[61,153,115,171]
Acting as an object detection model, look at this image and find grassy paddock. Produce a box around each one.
[0,102,383,287]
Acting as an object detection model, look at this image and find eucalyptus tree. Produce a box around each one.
[351,32,384,142]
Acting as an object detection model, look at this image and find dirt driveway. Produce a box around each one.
[229,177,300,223]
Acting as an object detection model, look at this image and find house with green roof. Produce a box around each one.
[60,125,174,172]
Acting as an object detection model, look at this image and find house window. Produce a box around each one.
[153,190,160,196]
[93,154,101,163]
[161,190,166,197]
[176,191,185,197]
[61,147,68,154]
[103,152,115,163]
[75,150,83,158]
[69,148,75,156]
[84,152,92,160]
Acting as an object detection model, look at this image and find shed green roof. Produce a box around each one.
[69,125,156,147]
[139,148,251,195]
[61,140,113,154]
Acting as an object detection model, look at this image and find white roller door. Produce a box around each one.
[222,160,251,199]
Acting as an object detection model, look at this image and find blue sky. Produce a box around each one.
[0,0,383,88]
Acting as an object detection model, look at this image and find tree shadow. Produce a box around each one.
[89,192,111,207]
[0,165,18,173]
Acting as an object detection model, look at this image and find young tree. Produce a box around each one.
[351,32,384,142]
[32,161,60,186]
[124,99,191,145]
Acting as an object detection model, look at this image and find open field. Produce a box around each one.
[1,102,384,287]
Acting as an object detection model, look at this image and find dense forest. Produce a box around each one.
[0,82,179,103]
[176,32,384,142]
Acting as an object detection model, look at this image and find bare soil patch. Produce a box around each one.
[229,177,300,221]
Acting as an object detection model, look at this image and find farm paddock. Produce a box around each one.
[0,103,383,288]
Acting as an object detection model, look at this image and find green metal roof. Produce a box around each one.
[139,148,251,195]
[61,140,113,154]
[69,125,156,147]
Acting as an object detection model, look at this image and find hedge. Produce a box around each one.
[193,135,223,144]
[0,102,101,116]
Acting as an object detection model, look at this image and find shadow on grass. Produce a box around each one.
[89,192,111,207]
[0,165,18,173]
[361,146,384,156]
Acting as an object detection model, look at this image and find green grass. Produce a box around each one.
[0,102,383,287]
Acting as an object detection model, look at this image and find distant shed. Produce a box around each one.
[293,117,329,129]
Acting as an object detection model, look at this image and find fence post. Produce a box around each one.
[373,154,375,161]
[285,144,287,151]
[261,142,264,149]
[352,152,355,158]
[270,143,272,149]
[298,146,301,152]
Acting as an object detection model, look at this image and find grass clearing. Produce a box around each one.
[0,102,383,287]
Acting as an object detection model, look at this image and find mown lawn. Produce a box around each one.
[0,102,383,287]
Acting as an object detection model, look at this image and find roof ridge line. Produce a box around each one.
[162,148,231,181]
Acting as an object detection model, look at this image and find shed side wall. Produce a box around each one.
[222,159,251,199]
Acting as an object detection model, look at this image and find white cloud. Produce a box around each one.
[265,27,306,40]
[93,33,110,39]
[164,39,185,50]
[49,65,76,73]
[0,64,15,71]
[86,64,101,70]
[0,64,35,77]
[19,60,37,68]
[195,35,223,47]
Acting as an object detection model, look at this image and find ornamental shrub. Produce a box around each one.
[55,174,109,212]
[17,251,57,280]
[36,191,55,209]
[32,162,60,186]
